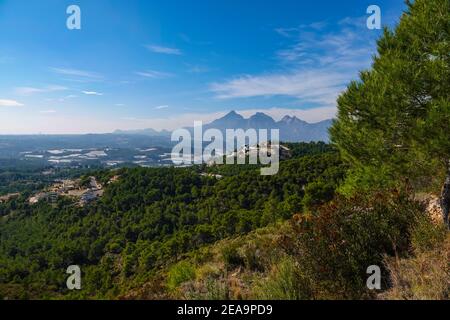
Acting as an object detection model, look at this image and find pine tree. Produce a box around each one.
[330,0,450,213]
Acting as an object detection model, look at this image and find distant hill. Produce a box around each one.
[115,111,332,142]
[113,128,171,136]
[203,111,332,142]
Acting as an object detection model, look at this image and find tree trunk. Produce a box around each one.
[441,161,450,228]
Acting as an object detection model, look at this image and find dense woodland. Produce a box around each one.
[0,159,104,196]
[0,144,345,299]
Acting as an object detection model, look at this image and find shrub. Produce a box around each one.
[195,264,222,281]
[253,257,312,300]
[185,277,230,300]
[289,189,423,299]
[240,243,265,272]
[221,242,245,271]
[410,213,448,253]
[302,180,335,211]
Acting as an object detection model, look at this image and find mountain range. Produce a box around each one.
[115,111,333,142]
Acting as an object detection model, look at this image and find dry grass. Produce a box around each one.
[381,233,449,300]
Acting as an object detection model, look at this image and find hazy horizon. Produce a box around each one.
[0,108,337,135]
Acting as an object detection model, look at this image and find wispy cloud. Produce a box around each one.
[144,45,182,55]
[82,91,103,96]
[58,94,77,102]
[275,27,374,68]
[275,20,328,37]
[186,64,210,74]
[51,67,103,80]
[155,105,169,110]
[0,99,24,107]
[338,16,367,28]
[211,70,348,106]
[135,70,173,79]
[15,85,68,95]
[211,17,377,109]
[178,33,212,46]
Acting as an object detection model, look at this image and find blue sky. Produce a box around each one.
[0,0,406,134]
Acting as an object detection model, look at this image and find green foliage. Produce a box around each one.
[254,257,312,300]
[330,0,450,194]
[0,143,344,299]
[221,243,245,271]
[302,180,335,211]
[410,213,448,253]
[289,189,423,299]
[74,1,450,300]
[284,142,334,158]
[0,160,92,197]
[185,276,230,300]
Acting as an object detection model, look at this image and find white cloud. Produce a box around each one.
[58,94,77,102]
[186,64,210,74]
[275,20,328,37]
[211,70,348,106]
[15,85,68,95]
[15,87,44,95]
[309,21,328,30]
[275,23,375,69]
[338,16,367,28]
[135,70,173,79]
[51,67,103,80]
[0,99,24,107]
[144,45,182,55]
[39,110,57,114]
[155,105,169,110]
[211,18,377,109]
[82,91,103,96]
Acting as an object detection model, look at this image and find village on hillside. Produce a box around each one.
[27,175,119,207]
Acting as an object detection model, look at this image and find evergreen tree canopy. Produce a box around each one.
[330,0,450,193]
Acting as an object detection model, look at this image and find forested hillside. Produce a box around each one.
[127,0,449,300]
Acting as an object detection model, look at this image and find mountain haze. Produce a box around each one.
[203,111,332,142]
[116,111,332,142]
